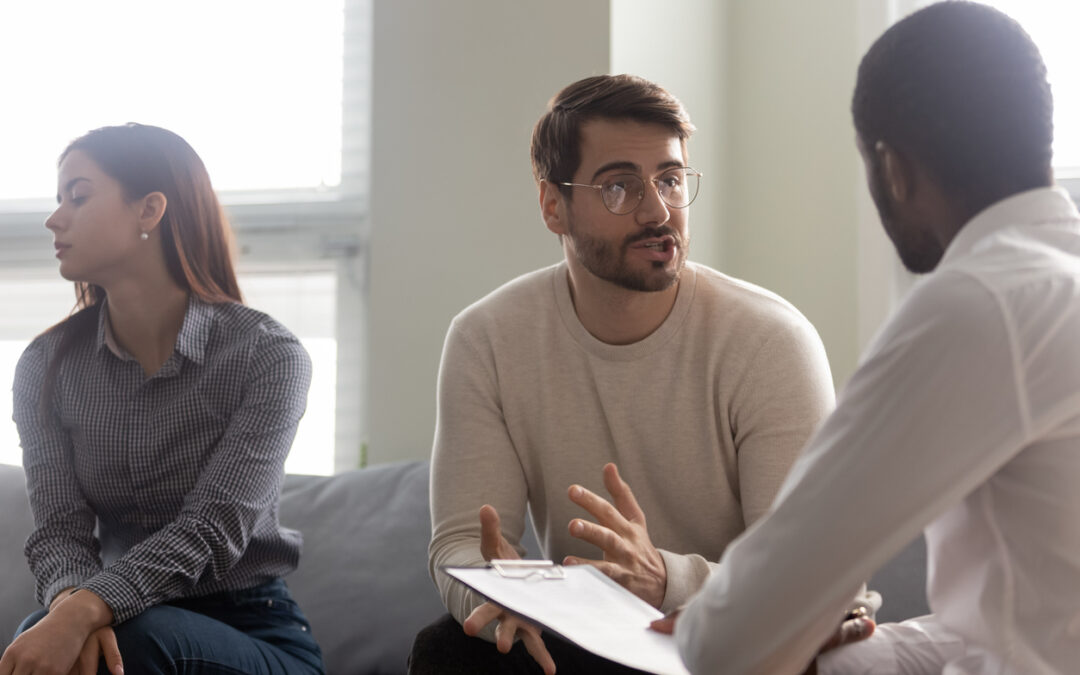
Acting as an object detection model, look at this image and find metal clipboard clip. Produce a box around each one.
[490,559,566,581]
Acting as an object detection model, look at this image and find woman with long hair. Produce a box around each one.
[0,124,325,675]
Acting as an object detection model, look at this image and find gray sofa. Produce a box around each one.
[0,461,929,674]
[0,461,450,675]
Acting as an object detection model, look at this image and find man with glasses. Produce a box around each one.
[409,74,838,674]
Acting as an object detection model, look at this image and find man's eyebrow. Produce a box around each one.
[57,177,89,203]
[591,161,640,182]
[590,160,687,182]
[657,160,685,171]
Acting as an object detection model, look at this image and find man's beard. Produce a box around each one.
[566,219,688,292]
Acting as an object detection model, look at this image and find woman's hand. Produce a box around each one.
[0,590,116,675]
[69,627,123,675]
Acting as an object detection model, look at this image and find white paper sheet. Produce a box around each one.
[446,564,691,675]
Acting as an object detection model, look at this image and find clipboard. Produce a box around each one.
[444,561,691,675]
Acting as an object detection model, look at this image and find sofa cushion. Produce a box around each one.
[281,461,445,675]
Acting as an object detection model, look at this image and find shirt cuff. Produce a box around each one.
[81,571,144,624]
[44,574,88,608]
[816,631,900,675]
[657,549,712,614]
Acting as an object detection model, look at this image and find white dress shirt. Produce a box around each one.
[675,187,1080,674]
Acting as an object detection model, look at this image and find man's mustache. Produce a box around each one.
[624,226,681,248]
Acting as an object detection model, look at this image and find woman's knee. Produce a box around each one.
[111,605,202,674]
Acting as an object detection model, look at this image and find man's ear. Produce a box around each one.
[875,141,912,203]
[136,192,168,234]
[539,180,569,236]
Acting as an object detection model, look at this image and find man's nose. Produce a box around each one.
[634,180,670,225]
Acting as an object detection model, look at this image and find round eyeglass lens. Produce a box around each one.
[659,168,699,208]
[600,175,644,215]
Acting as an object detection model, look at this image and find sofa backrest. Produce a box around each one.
[280,461,447,675]
[0,464,37,647]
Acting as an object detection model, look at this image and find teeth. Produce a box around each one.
[645,242,664,250]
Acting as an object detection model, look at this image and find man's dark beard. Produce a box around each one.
[566,221,687,292]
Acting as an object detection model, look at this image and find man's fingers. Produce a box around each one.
[463,602,503,636]
[649,611,679,635]
[602,463,647,524]
[100,629,123,675]
[567,518,629,559]
[819,617,876,654]
[494,616,518,654]
[520,625,557,675]
[567,485,629,534]
[478,505,515,561]
[839,617,875,646]
[466,602,554,674]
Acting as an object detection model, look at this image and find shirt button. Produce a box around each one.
[267,599,274,608]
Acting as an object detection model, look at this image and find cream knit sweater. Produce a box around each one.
[429,261,835,635]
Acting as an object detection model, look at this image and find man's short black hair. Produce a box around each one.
[852,1,1053,214]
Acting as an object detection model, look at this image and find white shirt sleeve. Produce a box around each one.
[816,614,966,675]
[675,271,1029,674]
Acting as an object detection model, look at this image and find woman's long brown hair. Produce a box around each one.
[40,123,243,412]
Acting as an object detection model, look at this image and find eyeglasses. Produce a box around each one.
[559,167,702,215]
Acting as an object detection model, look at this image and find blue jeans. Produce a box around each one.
[15,579,325,675]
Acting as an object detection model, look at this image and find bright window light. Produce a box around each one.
[0,0,344,202]
[980,1,1080,172]
[0,272,338,475]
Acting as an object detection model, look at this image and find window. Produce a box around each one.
[0,1,371,474]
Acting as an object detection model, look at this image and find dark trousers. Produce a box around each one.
[408,612,653,674]
[15,579,325,675]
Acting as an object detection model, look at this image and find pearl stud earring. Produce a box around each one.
[140,232,149,241]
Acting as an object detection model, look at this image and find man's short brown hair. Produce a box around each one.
[530,74,695,195]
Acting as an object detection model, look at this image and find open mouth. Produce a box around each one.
[635,236,675,252]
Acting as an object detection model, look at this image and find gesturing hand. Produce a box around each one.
[564,463,667,609]
[461,504,556,675]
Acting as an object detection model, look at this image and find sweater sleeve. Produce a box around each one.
[428,317,531,641]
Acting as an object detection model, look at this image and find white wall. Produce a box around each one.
[721,0,865,386]
[618,0,899,388]
[611,0,728,271]
[368,1,610,464]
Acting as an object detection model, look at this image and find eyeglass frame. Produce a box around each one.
[557,166,703,215]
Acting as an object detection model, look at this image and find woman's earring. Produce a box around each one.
[140,231,149,241]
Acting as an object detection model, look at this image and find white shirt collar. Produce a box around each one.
[941,186,1079,266]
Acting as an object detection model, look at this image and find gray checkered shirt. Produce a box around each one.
[13,296,311,623]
